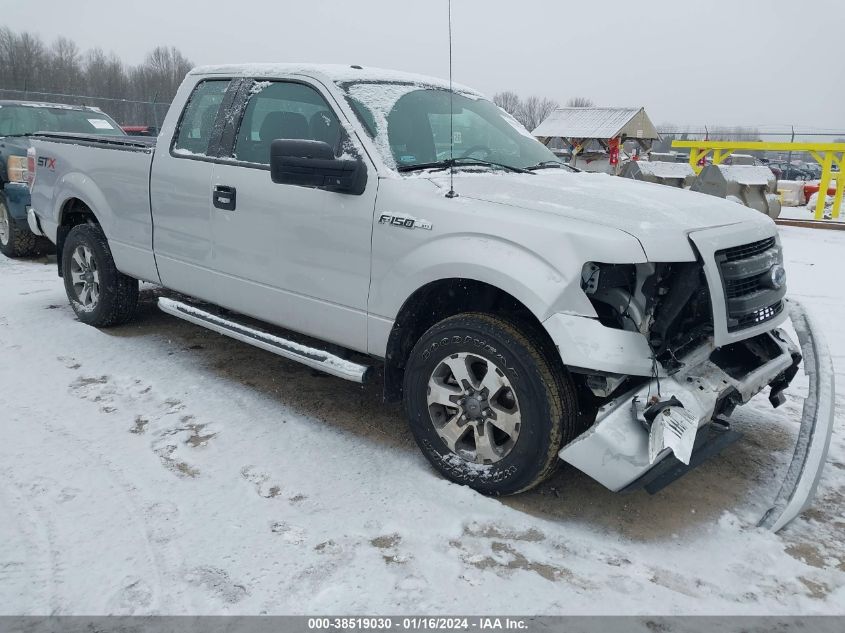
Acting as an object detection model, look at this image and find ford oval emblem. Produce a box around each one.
[769,264,786,290]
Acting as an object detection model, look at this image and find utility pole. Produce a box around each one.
[786,125,795,177]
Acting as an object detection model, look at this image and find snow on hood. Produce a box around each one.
[426,170,774,261]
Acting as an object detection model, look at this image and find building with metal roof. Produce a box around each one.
[533,106,660,173]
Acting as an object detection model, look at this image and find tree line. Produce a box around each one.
[0,27,192,127]
[493,92,594,132]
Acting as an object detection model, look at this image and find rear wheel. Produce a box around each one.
[0,194,41,258]
[62,224,139,327]
[403,312,580,495]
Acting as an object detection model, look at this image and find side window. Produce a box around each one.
[173,80,229,156]
[233,81,343,165]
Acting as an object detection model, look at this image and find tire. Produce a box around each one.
[403,312,580,495]
[0,193,41,258]
[61,223,139,327]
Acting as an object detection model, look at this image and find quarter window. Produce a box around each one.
[173,80,229,156]
[233,81,342,165]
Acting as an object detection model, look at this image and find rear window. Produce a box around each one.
[172,80,230,157]
[0,105,125,136]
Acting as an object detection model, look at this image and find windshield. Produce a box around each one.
[0,105,125,137]
[340,82,562,172]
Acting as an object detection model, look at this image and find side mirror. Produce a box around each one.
[270,139,367,195]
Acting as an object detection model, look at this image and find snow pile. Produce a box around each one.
[636,161,695,179]
[806,192,834,212]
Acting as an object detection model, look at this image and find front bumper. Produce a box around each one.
[560,324,798,492]
[759,302,835,531]
[2,181,31,220]
[559,301,835,530]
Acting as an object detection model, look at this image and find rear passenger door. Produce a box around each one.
[150,78,234,296]
[209,79,377,352]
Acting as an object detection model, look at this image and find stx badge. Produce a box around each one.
[37,156,56,170]
[378,213,432,230]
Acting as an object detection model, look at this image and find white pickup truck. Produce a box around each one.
[27,64,833,527]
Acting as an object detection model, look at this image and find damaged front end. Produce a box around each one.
[560,226,835,530]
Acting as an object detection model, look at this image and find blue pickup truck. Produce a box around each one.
[0,100,125,257]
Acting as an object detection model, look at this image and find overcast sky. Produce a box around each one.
[4,0,843,134]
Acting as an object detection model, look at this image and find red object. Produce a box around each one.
[608,137,620,165]
[804,183,837,200]
[121,125,157,136]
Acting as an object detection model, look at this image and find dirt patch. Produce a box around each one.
[130,416,149,435]
[155,445,199,478]
[472,541,571,582]
[798,577,831,600]
[71,375,108,387]
[785,543,828,569]
[371,534,401,549]
[240,465,284,498]
[463,522,545,542]
[185,566,248,604]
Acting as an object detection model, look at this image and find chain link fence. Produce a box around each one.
[0,88,170,130]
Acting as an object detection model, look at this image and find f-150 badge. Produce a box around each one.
[378,213,432,230]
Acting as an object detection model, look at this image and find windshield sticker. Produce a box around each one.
[88,118,115,130]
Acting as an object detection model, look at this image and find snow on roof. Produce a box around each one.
[635,161,695,179]
[532,106,660,141]
[190,63,478,94]
[714,164,775,186]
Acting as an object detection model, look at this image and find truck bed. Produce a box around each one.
[28,131,159,283]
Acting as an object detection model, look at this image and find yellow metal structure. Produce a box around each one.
[672,140,845,220]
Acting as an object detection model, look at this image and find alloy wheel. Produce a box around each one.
[426,352,521,464]
[69,245,100,308]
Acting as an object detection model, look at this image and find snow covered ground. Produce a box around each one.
[0,226,843,615]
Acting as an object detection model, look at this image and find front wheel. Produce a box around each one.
[403,313,580,495]
[62,224,139,327]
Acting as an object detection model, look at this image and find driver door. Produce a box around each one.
[208,79,378,352]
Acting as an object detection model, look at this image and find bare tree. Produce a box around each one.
[0,28,193,126]
[493,91,521,118]
[0,27,47,92]
[566,96,594,107]
[518,96,559,132]
[47,37,83,94]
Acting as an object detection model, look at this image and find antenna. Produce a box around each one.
[445,0,458,199]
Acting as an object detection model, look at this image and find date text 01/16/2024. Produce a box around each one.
[307,617,528,630]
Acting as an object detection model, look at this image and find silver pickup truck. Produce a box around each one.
[27,64,833,527]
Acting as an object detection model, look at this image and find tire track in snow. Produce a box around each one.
[36,411,178,613]
[0,467,56,614]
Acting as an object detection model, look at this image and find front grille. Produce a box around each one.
[719,237,776,263]
[725,276,764,298]
[715,236,785,332]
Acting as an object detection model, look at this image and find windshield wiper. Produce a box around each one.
[525,160,577,172]
[397,157,534,174]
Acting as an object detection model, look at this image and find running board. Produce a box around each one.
[158,298,373,383]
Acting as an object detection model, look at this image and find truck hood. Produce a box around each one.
[427,170,773,261]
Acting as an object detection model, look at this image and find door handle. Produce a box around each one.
[213,185,236,211]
